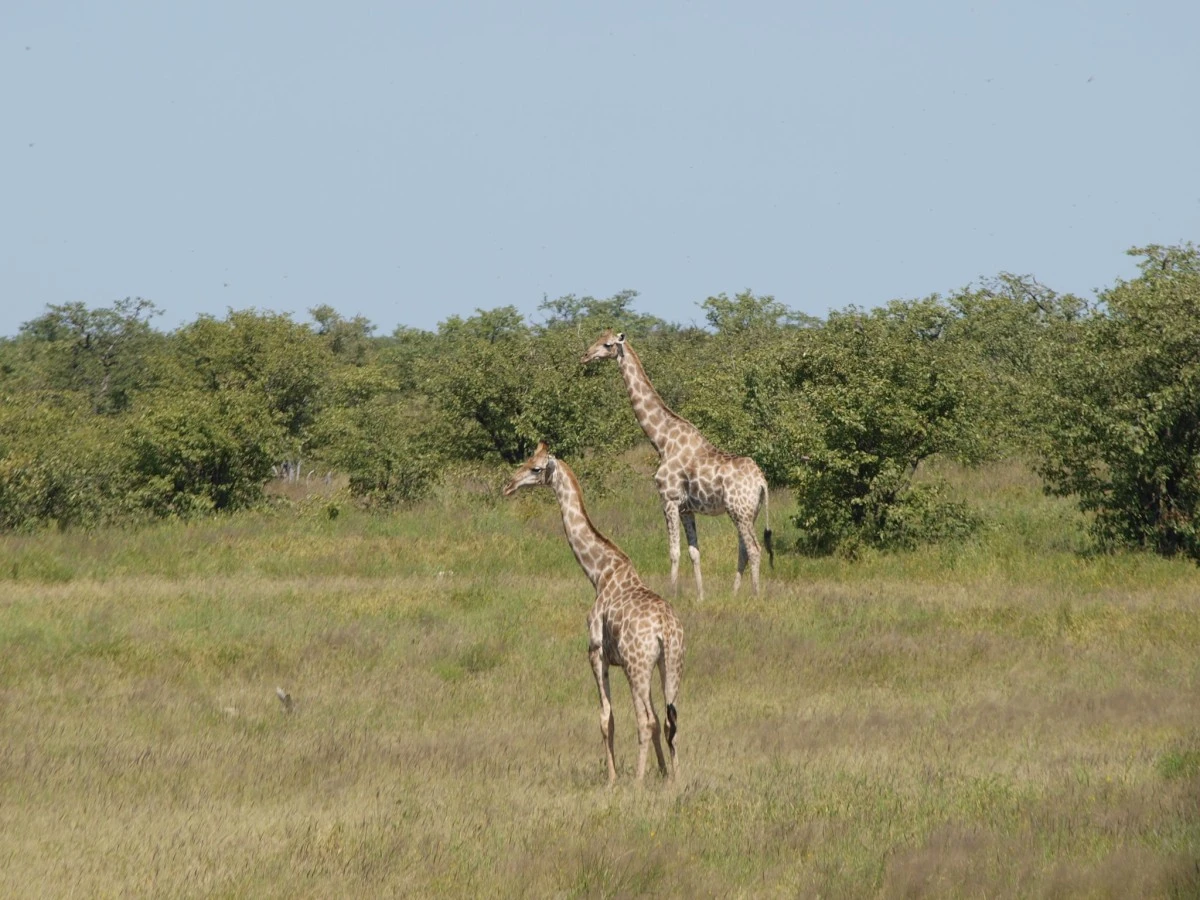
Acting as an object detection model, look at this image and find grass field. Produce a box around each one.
[1,454,1199,897]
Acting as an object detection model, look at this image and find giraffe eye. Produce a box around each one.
[603,343,612,349]
[531,466,542,473]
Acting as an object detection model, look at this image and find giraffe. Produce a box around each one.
[583,329,773,601]
[504,441,684,785]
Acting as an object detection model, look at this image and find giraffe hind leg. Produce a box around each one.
[647,683,668,777]
[734,533,747,594]
[663,501,683,596]
[660,637,682,782]
[590,647,617,785]
[682,511,704,602]
[732,513,762,596]
[628,670,661,782]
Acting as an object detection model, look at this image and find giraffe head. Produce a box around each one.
[581,329,626,364]
[502,441,556,496]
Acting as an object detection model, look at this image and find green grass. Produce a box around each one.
[1,457,1198,897]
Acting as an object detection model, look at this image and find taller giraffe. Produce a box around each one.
[583,329,772,600]
[504,442,684,784]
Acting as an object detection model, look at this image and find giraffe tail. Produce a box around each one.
[761,482,774,569]
[666,703,678,752]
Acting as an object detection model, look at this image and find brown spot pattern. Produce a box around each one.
[504,444,684,784]
[583,329,772,600]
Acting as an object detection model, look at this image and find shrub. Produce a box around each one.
[1038,244,1200,559]
[317,396,439,506]
[123,389,282,517]
[784,299,990,553]
[0,395,131,529]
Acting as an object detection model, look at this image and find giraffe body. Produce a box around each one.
[583,330,773,600]
[504,442,684,784]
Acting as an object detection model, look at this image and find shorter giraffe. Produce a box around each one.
[504,442,684,784]
[583,329,773,600]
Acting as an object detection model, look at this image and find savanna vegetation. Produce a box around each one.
[1,244,1198,896]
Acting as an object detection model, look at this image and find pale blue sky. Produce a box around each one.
[3,1,1198,337]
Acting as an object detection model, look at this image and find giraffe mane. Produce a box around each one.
[557,460,633,568]
[619,339,717,445]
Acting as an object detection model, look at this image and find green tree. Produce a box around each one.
[1038,243,1200,558]
[123,388,283,517]
[783,299,985,553]
[170,309,334,452]
[0,393,131,529]
[17,297,164,413]
[416,299,658,466]
[538,290,669,338]
[378,326,440,394]
[318,393,439,505]
[310,305,377,365]
[948,274,1089,454]
[700,289,818,335]
[419,307,534,462]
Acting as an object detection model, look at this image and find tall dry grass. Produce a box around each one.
[1,457,1198,897]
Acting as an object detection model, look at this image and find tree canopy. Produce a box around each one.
[1,245,1197,562]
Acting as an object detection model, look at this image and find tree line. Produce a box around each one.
[1,243,1197,560]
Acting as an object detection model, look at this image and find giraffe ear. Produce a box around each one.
[616,332,626,343]
[545,457,556,476]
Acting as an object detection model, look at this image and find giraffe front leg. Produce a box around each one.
[662,502,682,597]
[589,646,617,785]
[681,512,704,602]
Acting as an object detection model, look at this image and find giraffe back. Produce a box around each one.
[595,579,683,673]
[657,444,767,518]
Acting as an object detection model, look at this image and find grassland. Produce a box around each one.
[1,455,1198,897]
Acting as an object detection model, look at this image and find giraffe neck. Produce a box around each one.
[617,343,686,456]
[550,461,630,590]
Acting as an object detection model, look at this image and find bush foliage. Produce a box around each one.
[1,243,1197,561]
[1038,244,1200,560]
